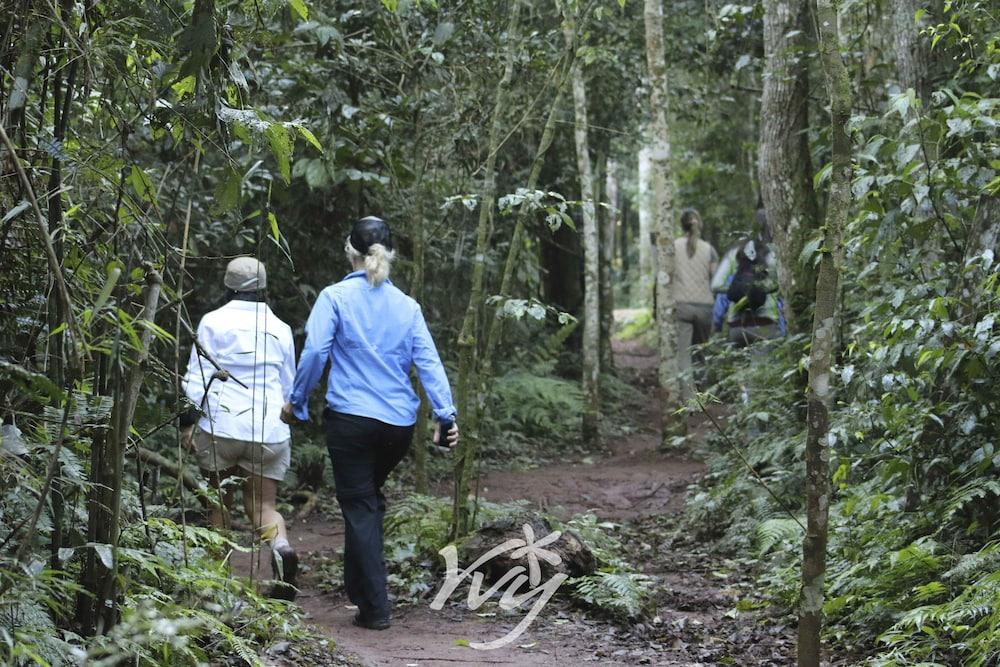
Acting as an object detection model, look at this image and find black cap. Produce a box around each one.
[349,216,393,254]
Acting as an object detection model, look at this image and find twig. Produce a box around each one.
[132,446,208,501]
[694,395,806,532]
[0,123,86,373]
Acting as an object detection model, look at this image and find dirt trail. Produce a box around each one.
[256,338,794,666]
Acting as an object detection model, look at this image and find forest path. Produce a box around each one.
[259,335,794,666]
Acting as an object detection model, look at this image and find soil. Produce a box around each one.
[250,337,795,666]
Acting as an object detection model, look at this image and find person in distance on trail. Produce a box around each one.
[672,208,719,401]
[711,209,786,347]
[281,216,458,631]
[180,256,299,600]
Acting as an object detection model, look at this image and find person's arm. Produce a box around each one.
[288,290,338,422]
[709,245,719,280]
[181,319,210,412]
[411,306,457,422]
[711,248,735,293]
[179,319,211,444]
[280,327,296,404]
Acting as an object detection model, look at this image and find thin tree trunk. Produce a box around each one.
[412,206,429,495]
[643,0,682,440]
[563,12,601,448]
[600,157,618,373]
[637,145,653,304]
[892,0,930,102]
[798,0,852,663]
[482,79,570,379]
[451,3,521,539]
[759,0,817,332]
[91,269,163,632]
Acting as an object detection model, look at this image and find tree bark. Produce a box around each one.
[892,0,930,102]
[600,157,618,373]
[798,0,852,664]
[451,4,521,539]
[643,0,681,441]
[637,145,654,305]
[759,0,817,332]
[564,12,601,448]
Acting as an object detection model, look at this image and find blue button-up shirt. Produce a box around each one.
[290,271,456,426]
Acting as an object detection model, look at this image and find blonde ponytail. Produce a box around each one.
[363,243,394,287]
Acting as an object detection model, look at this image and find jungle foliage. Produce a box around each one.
[0,0,997,664]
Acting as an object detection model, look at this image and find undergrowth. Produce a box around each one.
[315,493,653,621]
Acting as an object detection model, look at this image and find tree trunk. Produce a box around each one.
[563,13,601,448]
[84,268,163,632]
[451,4,521,538]
[600,157,618,373]
[892,0,930,101]
[482,78,570,379]
[412,210,429,495]
[643,0,681,441]
[637,145,654,305]
[798,0,852,663]
[759,0,817,332]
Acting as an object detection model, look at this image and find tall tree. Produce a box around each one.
[600,157,619,373]
[892,0,930,101]
[451,4,522,538]
[799,0,853,663]
[637,145,654,303]
[643,0,681,439]
[563,5,601,447]
[758,0,818,330]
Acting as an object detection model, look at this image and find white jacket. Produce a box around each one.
[182,300,295,443]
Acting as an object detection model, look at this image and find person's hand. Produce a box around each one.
[280,402,301,425]
[180,425,195,452]
[433,421,459,448]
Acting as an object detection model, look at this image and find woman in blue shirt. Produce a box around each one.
[282,216,458,630]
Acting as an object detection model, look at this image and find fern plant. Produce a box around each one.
[572,572,653,619]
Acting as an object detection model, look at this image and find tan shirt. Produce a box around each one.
[673,237,718,305]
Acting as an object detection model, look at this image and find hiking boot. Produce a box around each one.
[269,544,298,601]
[352,612,390,630]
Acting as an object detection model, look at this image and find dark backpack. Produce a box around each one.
[727,257,767,314]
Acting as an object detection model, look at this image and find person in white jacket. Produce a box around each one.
[180,256,298,599]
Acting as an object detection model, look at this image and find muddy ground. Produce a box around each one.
[247,340,796,666]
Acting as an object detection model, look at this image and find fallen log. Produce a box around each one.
[133,446,208,501]
[460,511,596,582]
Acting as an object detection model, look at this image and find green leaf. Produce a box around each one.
[92,543,113,570]
[813,162,832,190]
[799,236,823,265]
[93,266,122,317]
[128,165,156,204]
[303,159,329,189]
[266,123,293,184]
[289,0,308,20]
[2,200,30,224]
[268,211,281,242]
[172,75,197,98]
[292,123,323,153]
[212,168,241,214]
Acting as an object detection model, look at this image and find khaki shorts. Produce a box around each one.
[193,430,290,481]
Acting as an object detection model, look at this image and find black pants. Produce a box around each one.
[324,409,414,621]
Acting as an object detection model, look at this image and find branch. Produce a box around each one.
[0,124,86,374]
